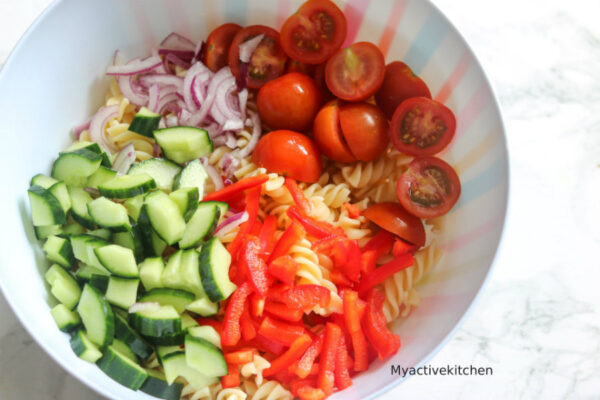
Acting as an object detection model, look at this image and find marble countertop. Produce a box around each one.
[2,0,600,399]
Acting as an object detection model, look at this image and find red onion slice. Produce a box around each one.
[117,75,148,106]
[112,143,136,174]
[183,62,211,112]
[160,32,196,51]
[187,67,233,127]
[89,104,119,153]
[201,157,224,191]
[157,93,180,114]
[165,53,191,69]
[73,119,91,140]
[106,55,162,76]
[239,34,264,63]
[147,84,160,113]
[129,302,161,314]
[238,112,262,158]
[139,74,184,89]
[214,211,249,238]
[238,89,248,116]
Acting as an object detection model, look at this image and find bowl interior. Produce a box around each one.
[0,0,508,399]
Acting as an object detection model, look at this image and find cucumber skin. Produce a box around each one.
[96,346,148,390]
[140,371,183,400]
[28,185,67,226]
[199,238,234,303]
[114,313,153,360]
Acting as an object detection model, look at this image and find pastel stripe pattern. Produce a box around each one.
[342,0,373,47]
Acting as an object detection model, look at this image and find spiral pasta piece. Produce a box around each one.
[302,182,351,208]
[241,380,293,400]
[182,383,222,400]
[240,355,271,386]
[216,388,247,400]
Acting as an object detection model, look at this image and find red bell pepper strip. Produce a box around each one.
[344,240,362,282]
[343,202,361,219]
[295,333,324,379]
[363,289,401,359]
[362,229,395,260]
[228,186,261,260]
[360,250,377,275]
[259,215,278,258]
[268,221,305,263]
[297,386,326,400]
[240,305,257,341]
[250,220,262,236]
[330,270,353,287]
[284,177,313,216]
[203,174,268,202]
[250,293,265,318]
[225,349,255,365]
[311,234,345,253]
[240,236,268,296]
[279,285,331,312]
[357,298,367,321]
[318,323,341,395]
[254,333,286,356]
[222,282,253,347]
[334,336,353,390]
[357,253,415,296]
[195,318,223,333]
[343,290,368,372]
[264,301,304,322]
[258,316,306,346]
[264,334,313,377]
[287,206,344,239]
[221,363,240,388]
[268,255,298,285]
[393,238,417,257]
[227,192,246,213]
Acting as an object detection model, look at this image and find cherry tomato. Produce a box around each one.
[325,42,385,102]
[228,25,288,89]
[285,60,315,76]
[396,157,461,218]
[252,130,322,183]
[363,202,425,247]
[280,0,347,65]
[375,61,432,119]
[313,100,389,163]
[257,73,322,132]
[390,97,456,156]
[204,23,242,72]
[313,62,335,102]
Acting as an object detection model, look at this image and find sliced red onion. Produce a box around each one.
[236,62,249,90]
[187,67,233,127]
[215,83,243,123]
[214,211,249,238]
[224,132,237,149]
[129,302,161,314]
[106,55,162,76]
[117,75,148,106]
[73,119,91,140]
[194,40,206,63]
[165,53,191,69]
[238,89,248,116]
[157,93,180,113]
[165,114,179,128]
[112,143,136,174]
[147,84,160,113]
[239,34,264,63]
[203,122,222,139]
[201,157,224,191]
[238,112,262,158]
[160,32,196,51]
[178,109,191,125]
[139,74,183,89]
[89,104,119,153]
[222,119,244,132]
[183,62,212,111]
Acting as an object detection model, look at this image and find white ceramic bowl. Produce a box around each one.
[0,0,509,399]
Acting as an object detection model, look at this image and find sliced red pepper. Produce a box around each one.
[254,333,286,356]
[195,318,223,333]
[330,240,348,268]
[222,282,253,347]
[291,378,319,397]
[268,255,298,285]
[240,305,257,341]
[334,336,353,390]
[264,334,313,377]
[250,220,263,236]
[393,238,417,257]
[330,270,353,287]
[221,363,240,388]
[311,234,345,253]
[343,290,368,372]
[228,186,261,261]
[264,301,304,322]
[259,215,278,258]
[250,292,265,318]
[268,221,305,263]
[287,206,344,239]
[357,298,367,321]
[227,192,246,212]
[280,285,331,312]
[240,236,268,296]
[363,289,401,359]
[258,316,306,346]
[203,174,268,201]
[358,253,414,296]
[225,349,255,365]
[318,323,341,395]
[362,229,395,260]
[284,177,312,216]
[343,202,361,219]
[295,333,324,379]
[297,386,326,400]
[344,240,362,282]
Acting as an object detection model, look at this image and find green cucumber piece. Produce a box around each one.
[140,369,183,400]
[43,235,74,268]
[180,313,199,330]
[111,338,138,362]
[77,284,115,347]
[28,185,66,226]
[88,274,109,293]
[69,235,110,272]
[169,186,199,222]
[199,238,235,302]
[139,288,195,314]
[86,166,117,189]
[129,107,161,137]
[185,335,227,377]
[105,277,139,309]
[162,250,205,298]
[34,225,63,240]
[68,186,95,229]
[70,330,103,363]
[172,159,208,199]
[161,351,218,388]
[50,303,81,332]
[124,195,144,221]
[86,228,112,240]
[128,158,181,192]
[96,345,148,390]
[179,202,219,249]
[88,197,131,232]
[94,244,139,278]
[63,140,111,167]
[139,257,165,291]
[112,226,144,262]
[153,127,213,164]
[75,265,110,282]
[49,182,72,213]
[98,173,157,199]
[144,191,186,245]
[187,326,221,349]
[202,201,229,224]
[45,264,81,310]
[114,313,153,360]
[30,173,59,188]
[52,149,102,187]
[129,305,182,338]
[185,297,218,317]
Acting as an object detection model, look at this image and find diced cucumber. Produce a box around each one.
[179,202,219,249]
[199,238,235,302]
[114,313,153,360]
[34,225,63,240]
[139,288,195,314]
[169,187,199,222]
[151,230,168,256]
[180,313,199,330]
[49,182,72,213]
[50,303,81,332]
[172,159,208,199]
[140,369,184,400]
[98,173,157,199]
[89,274,109,293]
[96,345,148,390]
[144,191,186,245]
[87,197,131,232]
[105,277,139,309]
[28,185,66,226]
[70,330,103,363]
[139,257,165,291]
[94,244,139,278]
[30,173,59,188]
[68,186,95,229]
[161,351,218,388]
[86,228,112,240]
[203,201,229,224]
[75,265,110,282]
[156,346,181,361]
[45,264,81,310]
[124,195,144,221]
[136,207,167,258]
[112,226,144,262]
[153,127,213,164]
[161,250,205,298]
[129,107,161,137]
[86,166,117,189]
[185,335,227,377]
[43,235,74,268]
[77,284,115,347]
[52,149,102,187]
[187,326,221,349]
[146,331,185,346]
[128,158,181,192]
[63,140,111,167]
[62,217,86,236]
[111,338,138,362]
[70,235,110,272]
[129,305,182,338]
[185,297,218,317]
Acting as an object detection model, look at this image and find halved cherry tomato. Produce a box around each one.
[257,72,322,132]
[204,23,242,72]
[228,25,288,89]
[397,156,461,218]
[286,60,316,76]
[313,100,388,162]
[313,62,335,102]
[325,42,385,102]
[375,61,432,119]
[363,202,425,247]
[252,130,322,183]
[280,0,347,65]
[390,97,456,156]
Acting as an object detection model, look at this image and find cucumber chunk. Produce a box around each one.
[199,238,235,302]
[63,140,111,167]
[94,244,139,278]
[111,338,138,362]
[114,313,153,360]
[88,274,109,293]
[96,345,148,390]
[187,326,221,349]
[68,186,95,229]
[153,127,213,164]
[144,191,186,245]
[30,173,59,188]
[179,202,219,249]
[162,250,205,298]
[77,284,115,347]
[186,297,219,317]
[75,265,110,282]
[45,264,81,310]
[70,330,103,363]
[139,257,165,291]
[49,182,72,213]
[105,277,139,309]
[161,351,218,388]
[139,288,195,314]
[86,166,117,189]
[185,335,227,377]
[34,224,63,240]
[28,185,66,226]
[169,186,199,222]
[140,369,184,400]
[52,149,102,187]
[124,195,144,221]
[69,235,110,272]
[172,159,208,199]
[43,235,74,268]
[87,197,131,232]
[98,173,157,199]
[50,303,81,332]
[128,158,181,192]
[129,305,182,338]
[112,226,144,262]
[129,107,161,137]
[86,228,112,240]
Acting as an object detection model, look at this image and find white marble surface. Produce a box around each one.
[2,0,600,399]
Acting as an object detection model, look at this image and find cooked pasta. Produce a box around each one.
[302,182,351,208]
[240,380,293,400]
[240,355,271,386]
